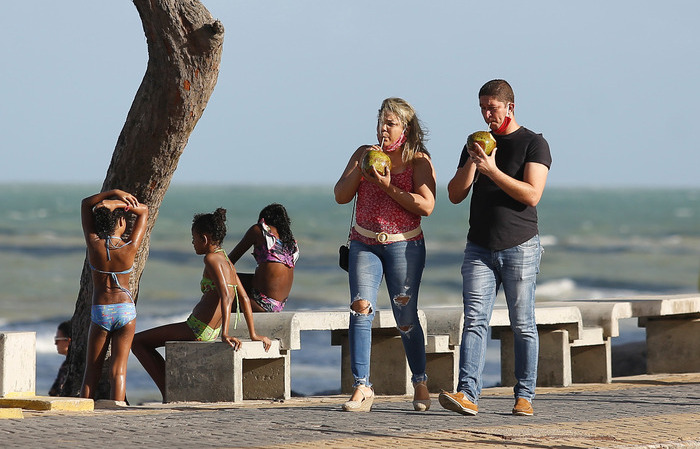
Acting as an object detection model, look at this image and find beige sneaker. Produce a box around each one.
[512,397,533,416]
[438,391,478,416]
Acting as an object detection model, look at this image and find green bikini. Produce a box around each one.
[186,249,241,341]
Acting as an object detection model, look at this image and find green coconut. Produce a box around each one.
[362,150,392,176]
[467,131,496,156]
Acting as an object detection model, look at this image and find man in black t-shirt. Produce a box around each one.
[441,79,552,417]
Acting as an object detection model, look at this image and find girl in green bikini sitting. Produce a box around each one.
[131,208,271,399]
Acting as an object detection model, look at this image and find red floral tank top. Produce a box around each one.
[351,165,423,245]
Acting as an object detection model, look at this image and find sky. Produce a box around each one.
[2,1,699,188]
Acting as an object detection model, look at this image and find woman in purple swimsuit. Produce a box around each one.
[80,189,148,402]
[228,204,299,312]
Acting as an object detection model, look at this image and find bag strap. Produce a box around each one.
[346,195,356,245]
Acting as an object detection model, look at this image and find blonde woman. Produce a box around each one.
[334,98,436,412]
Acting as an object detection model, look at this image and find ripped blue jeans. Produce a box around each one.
[348,238,427,388]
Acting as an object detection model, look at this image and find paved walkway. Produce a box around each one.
[1,373,699,448]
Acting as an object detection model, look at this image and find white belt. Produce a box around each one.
[354,224,422,243]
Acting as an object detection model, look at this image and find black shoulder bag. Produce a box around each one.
[338,196,356,272]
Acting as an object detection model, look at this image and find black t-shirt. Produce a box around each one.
[458,127,552,251]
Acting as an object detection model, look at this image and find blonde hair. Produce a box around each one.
[377,97,429,163]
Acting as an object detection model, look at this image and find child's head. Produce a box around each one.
[192,208,227,248]
[55,320,72,356]
[94,207,126,239]
[259,203,295,248]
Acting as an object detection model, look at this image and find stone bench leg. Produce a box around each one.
[571,339,611,383]
[0,332,36,398]
[496,329,572,387]
[165,341,289,403]
[425,335,459,393]
[333,332,413,395]
[645,317,700,374]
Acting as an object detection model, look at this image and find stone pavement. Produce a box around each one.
[1,373,699,448]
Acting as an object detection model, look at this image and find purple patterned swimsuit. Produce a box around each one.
[250,220,299,312]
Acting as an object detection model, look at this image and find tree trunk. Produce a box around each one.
[62,0,224,397]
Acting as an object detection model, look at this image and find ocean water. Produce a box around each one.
[1,183,699,404]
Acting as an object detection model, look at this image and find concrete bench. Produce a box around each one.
[574,294,700,374]
[424,334,458,394]
[0,332,36,398]
[164,340,287,403]
[423,305,608,388]
[631,294,700,374]
[228,310,349,351]
[230,309,428,395]
[545,300,636,384]
[220,309,428,397]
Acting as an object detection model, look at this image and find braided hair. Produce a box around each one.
[259,203,296,253]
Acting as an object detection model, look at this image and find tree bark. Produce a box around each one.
[62,0,224,397]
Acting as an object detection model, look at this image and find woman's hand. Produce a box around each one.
[252,334,272,352]
[91,191,140,212]
[366,165,391,190]
[222,334,242,350]
[114,190,140,211]
[92,200,110,211]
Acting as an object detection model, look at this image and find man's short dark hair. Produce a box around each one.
[479,79,515,104]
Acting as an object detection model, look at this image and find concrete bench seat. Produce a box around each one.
[229,309,349,351]
[423,305,608,388]
[575,294,700,374]
[545,300,634,338]
[165,340,287,403]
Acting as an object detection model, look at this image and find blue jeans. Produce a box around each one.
[348,239,428,388]
[458,235,542,402]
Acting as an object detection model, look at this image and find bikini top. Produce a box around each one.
[89,235,134,302]
[199,249,240,329]
[252,220,299,268]
[200,250,237,293]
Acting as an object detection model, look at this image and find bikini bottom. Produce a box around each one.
[91,303,136,332]
[186,314,221,342]
[250,288,286,312]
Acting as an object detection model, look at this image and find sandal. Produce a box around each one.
[342,385,374,412]
[412,380,431,411]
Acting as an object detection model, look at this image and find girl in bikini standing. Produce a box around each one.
[228,203,299,312]
[131,208,271,400]
[81,189,148,401]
